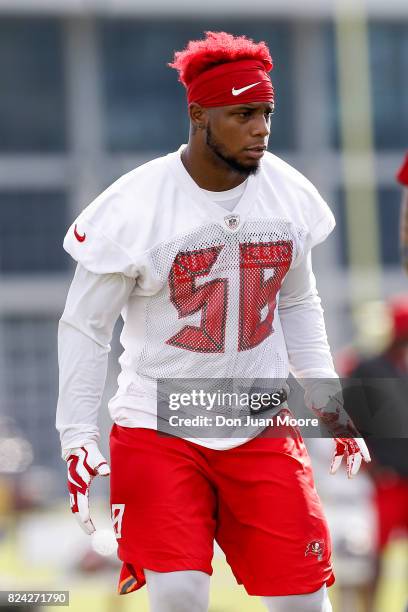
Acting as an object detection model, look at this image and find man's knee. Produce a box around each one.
[262,584,332,612]
[145,569,209,612]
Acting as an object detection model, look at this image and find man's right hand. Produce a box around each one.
[63,443,110,534]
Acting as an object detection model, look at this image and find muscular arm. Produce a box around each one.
[56,264,135,453]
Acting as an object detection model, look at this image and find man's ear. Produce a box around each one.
[188,103,208,130]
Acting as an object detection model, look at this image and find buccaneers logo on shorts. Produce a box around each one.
[305,540,325,561]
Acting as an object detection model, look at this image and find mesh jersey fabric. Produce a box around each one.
[62,146,336,449]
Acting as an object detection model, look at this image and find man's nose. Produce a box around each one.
[251,115,270,138]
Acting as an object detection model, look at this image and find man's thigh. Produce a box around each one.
[212,433,335,596]
[110,425,216,593]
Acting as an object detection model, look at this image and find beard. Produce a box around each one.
[205,125,260,176]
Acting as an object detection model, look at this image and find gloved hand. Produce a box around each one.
[63,443,110,534]
[309,385,371,479]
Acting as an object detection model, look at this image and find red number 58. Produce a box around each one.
[166,241,292,353]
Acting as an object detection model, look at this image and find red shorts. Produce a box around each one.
[375,476,408,551]
[110,424,334,597]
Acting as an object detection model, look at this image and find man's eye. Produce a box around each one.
[239,112,251,118]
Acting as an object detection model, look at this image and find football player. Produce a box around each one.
[57,31,370,612]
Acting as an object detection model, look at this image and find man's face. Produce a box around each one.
[204,102,273,176]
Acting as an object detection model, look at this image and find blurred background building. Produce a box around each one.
[0,1,407,610]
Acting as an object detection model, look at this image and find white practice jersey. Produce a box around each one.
[61,146,336,450]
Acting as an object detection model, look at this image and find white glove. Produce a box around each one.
[63,443,110,534]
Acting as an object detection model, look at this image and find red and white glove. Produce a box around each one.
[330,436,371,478]
[63,443,110,534]
[311,393,371,479]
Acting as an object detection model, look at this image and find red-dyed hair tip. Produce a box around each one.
[169,31,273,87]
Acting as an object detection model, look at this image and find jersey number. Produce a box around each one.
[167,241,292,353]
[111,503,125,539]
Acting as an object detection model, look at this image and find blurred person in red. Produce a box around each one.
[347,296,408,611]
[398,153,408,273]
[57,31,370,612]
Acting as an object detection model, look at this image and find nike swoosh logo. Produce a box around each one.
[232,82,262,96]
[74,224,86,242]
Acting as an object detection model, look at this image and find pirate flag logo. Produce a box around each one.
[224,214,240,230]
[305,540,325,561]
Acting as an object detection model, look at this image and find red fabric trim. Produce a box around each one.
[118,563,144,594]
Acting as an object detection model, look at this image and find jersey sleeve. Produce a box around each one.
[304,185,336,250]
[57,264,135,451]
[289,185,335,268]
[63,185,139,277]
[262,153,336,255]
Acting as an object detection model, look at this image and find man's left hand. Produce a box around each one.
[330,437,371,478]
[310,390,371,478]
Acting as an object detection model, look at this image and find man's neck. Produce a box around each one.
[181,142,248,192]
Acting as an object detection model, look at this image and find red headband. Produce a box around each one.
[187,59,274,108]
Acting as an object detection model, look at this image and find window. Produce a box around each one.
[335,187,401,266]
[369,23,408,150]
[0,19,66,152]
[100,20,295,152]
[322,24,340,150]
[0,191,69,273]
[377,187,401,265]
[324,21,408,151]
